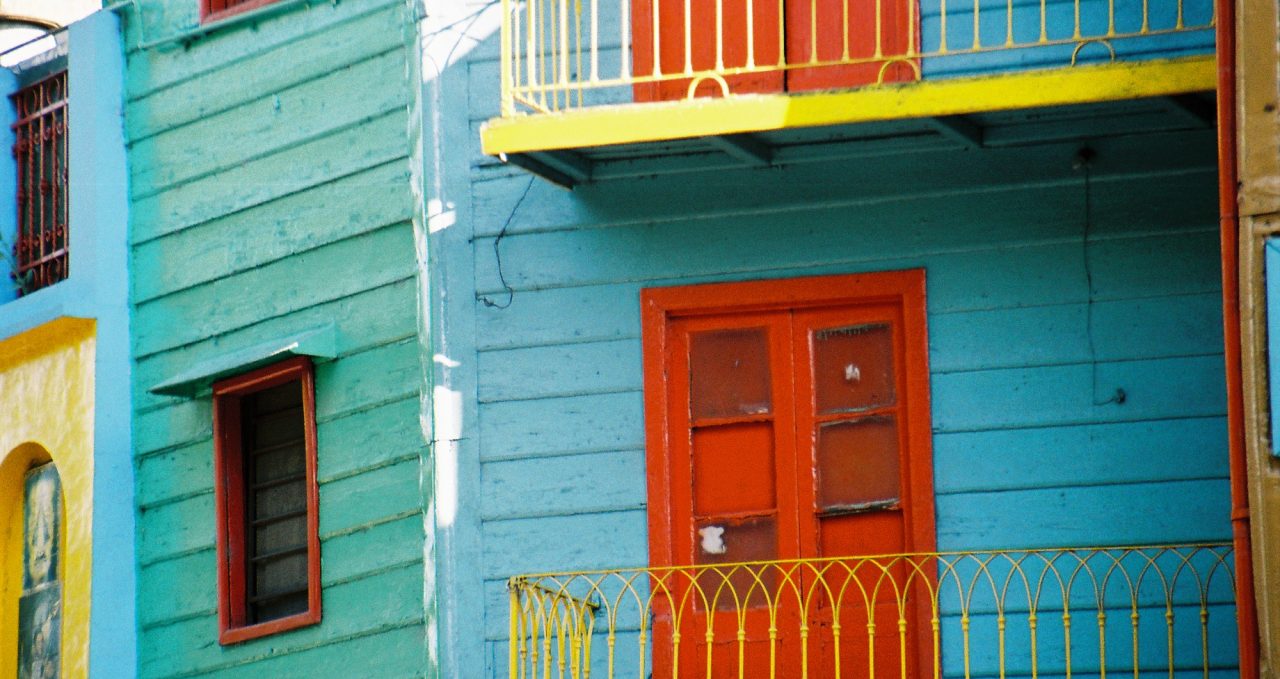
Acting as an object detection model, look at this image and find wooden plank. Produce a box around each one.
[935,478,1232,550]
[478,338,641,403]
[474,232,1220,314]
[929,292,1225,373]
[140,581,422,678]
[475,282,642,351]
[135,438,212,509]
[135,340,420,457]
[129,110,408,241]
[125,0,402,98]
[318,457,423,536]
[475,287,1222,367]
[133,222,415,357]
[127,5,406,140]
[137,396,422,509]
[130,50,410,194]
[481,510,649,579]
[931,355,1227,432]
[480,449,646,521]
[134,276,417,409]
[470,131,1215,237]
[137,491,216,566]
[933,416,1229,493]
[137,534,420,635]
[478,391,646,460]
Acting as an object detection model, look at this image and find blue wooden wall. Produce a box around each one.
[428,13,1233,676]
[125,2,428,676]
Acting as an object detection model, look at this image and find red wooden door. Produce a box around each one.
[792,305,936,679]
[653,312,803,678]
[630,0,917,102]
[644,272,936,679]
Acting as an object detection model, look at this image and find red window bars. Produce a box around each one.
[10,71,68,296]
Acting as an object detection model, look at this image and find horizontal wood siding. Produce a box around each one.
[126,1,425,677]
[446,26,1233,673]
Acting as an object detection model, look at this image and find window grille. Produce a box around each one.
[202,0,279,21]
[10,70,68,296]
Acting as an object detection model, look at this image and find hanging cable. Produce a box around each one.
[1076,146,1125,407]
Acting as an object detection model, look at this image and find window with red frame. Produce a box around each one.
[213,357,321,645]
[202,0,281,23]
[10,70,68,296]
[631,0,918,101]
[641,271,937,677]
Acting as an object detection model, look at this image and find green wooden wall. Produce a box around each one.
[124,2,428,676]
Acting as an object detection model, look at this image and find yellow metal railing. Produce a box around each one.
[497,0,1215,117]
[509,544,1238,679]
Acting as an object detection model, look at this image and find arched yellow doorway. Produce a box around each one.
[0,318,95,678]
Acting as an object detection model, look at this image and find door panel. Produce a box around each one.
[654,313,801,678]
[793,305,932,678]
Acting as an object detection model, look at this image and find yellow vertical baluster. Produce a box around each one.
[1131,610,1140,679]
[618,0,629,78]
[841,0,850,60]
[683,0,692,74]
[811,0,820,62]
[510,585,521,679]
[777,0,786,66]
[874,0,884,57]
[1200,608,1210,679]
[652,0,662,77]
[1098,611,1107,679]
[971,0,981,51]
[716,0,724,70]
[939,0,949,53]
[590,0,598,81]
[1063,612,1073,679]
[501,0,513,116]
[1005,0,1014,45]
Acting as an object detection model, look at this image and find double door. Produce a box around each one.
[643,273,936,677]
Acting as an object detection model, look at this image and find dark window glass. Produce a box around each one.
[241,381,309,624]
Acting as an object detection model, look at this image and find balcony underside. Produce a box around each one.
[481,55,1216,187]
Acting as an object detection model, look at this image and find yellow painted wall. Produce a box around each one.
[0,317,95,679]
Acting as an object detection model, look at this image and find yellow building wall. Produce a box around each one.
[0,317,95,679]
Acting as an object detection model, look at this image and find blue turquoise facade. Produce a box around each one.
[0,9,135,677]
[426,5,1236,678]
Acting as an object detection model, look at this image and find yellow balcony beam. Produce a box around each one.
[482,55,1216,156]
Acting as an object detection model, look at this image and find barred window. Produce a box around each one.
[213,357,321,644]
[202,0,280,23]
[10,70,68,296]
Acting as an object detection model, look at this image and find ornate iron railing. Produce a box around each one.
[509,544,1237,678]
[498,0,1214,116]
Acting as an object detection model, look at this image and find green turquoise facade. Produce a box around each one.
[123,1,430,676]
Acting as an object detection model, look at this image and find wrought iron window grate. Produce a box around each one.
[10,70,68,296]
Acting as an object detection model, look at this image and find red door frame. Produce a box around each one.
[641,270,938,674]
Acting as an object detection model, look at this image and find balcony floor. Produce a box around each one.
[482,56,1215,187]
